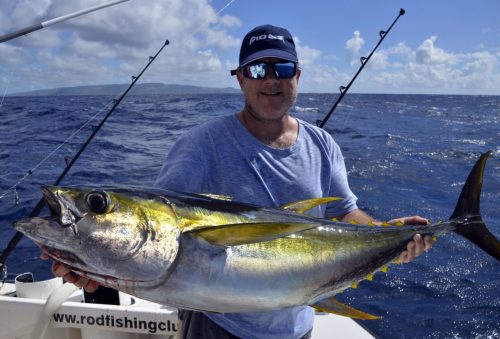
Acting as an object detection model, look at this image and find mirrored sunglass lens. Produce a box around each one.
[247,64,267,79]
[274,63,296,78]
[245,62,296,79]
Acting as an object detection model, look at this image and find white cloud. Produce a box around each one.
[368,52,389,70]
[385,42,412,56]
[345,30,364,58]
[294,37,321,66]
[5,0,52,28]
[299,63,348,93]
[298,33,499,95]
[0,0,242,92]
[1,1,498,95]
[357,37,500,94]
[415,36,456,65]
[204,29,241,51]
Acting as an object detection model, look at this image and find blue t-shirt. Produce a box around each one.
[154,114,358,339]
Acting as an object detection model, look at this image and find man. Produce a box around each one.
[48,24,432,339]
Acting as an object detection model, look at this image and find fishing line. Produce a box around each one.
[0,100,114,201]
[0,0,239,277]
[0,35,27,108]
[0,39,170,273]
[0,0,239,202]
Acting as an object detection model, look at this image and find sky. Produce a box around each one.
[1,0,499,95]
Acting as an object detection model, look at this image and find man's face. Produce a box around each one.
[237,57,301,123]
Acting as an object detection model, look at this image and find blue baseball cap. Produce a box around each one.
[238,24,298,67]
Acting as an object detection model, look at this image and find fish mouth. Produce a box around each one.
[42,186,61,216]
[41,186,81,227]
[42,244,124,283]
[42,244,84,267]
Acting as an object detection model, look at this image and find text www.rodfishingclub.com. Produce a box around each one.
[52,312,178,334]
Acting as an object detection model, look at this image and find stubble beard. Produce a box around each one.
[243,91,298,125]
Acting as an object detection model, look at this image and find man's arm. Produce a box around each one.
[338,209,433,263]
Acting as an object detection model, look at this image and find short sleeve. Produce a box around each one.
[154,132,206,193]
[324,140,358,219]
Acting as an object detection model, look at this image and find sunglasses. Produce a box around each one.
[230,61,297,80]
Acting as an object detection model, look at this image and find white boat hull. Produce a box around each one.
[0,276,374,339]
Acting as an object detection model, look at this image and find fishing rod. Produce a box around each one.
[0,39,170,279]
[0,0,130,44]
[316,8,405,128]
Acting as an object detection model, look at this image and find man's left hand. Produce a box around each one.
[388,216,433,263]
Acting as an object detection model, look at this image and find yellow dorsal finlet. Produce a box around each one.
[281,197,342,214]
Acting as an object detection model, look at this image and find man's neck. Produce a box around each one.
[237,108,298,149]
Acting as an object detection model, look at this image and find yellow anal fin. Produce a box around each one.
[189,222,318,247]
[311,297,380,320]
[281,197,342,214]
[197,193,233,201]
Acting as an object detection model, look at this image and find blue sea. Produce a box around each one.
[0,93,499,338]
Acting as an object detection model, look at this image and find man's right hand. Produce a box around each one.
[41,250,99,293]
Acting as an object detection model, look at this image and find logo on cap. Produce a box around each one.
[249,34,284,46]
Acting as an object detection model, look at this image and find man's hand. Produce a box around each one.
[340,211,433,264]
[40,250,99,293]
[388,216,433,263]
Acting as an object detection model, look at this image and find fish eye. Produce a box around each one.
[85,191,110,214]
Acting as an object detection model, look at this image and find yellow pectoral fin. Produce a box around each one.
[281,197,343,214]
[189,222,318,247]
[311,297,380,320]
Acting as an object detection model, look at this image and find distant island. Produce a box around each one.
[10,83,241,96]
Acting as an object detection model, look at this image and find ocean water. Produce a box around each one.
[0,93,498,338]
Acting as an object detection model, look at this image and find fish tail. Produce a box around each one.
[450,151,500,261]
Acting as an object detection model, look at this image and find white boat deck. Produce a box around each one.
[0,281,374,339]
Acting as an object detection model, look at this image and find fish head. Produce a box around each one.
[14,186,180,287]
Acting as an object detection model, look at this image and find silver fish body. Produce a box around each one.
[14,152,500,318]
